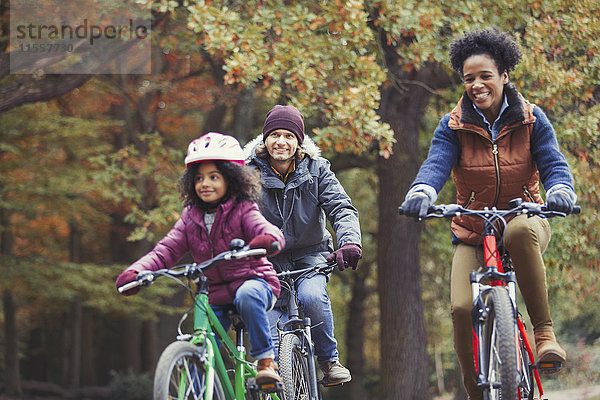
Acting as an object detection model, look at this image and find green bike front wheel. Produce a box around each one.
[154,341,225,400]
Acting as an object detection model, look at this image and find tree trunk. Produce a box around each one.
[345,262,372,400]
[69,221,82,263]
[202,103,228,134]
[122,317,142,373]
[67,297,83,389]
[376,62,451,398]
[142,320,160,373]
[1,206,21,396]
[376,101,428,399]
[81,308,97,386]
[60,311,70,387]
[232,84,256,143]
[3,289,22,397]
[367,9,454,394]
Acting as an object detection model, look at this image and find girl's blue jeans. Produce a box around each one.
[211,278,275,360]
[267,273,339,364]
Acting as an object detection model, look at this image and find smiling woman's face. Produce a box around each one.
[462,53,509,123]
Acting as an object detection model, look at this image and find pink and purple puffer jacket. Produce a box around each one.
[125,197,284,304]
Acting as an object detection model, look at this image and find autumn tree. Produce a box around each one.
[1,0,598,397]
[141,1,599,398]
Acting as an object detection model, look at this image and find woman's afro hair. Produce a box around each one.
[449,27,522,76]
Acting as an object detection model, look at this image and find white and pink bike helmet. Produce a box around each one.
[184,132,246,167]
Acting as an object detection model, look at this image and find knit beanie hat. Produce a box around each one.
[262,105,305,144]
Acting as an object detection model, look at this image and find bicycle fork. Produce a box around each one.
[470,268,519,387]
[303,316,320,396]
[285,285,320,399]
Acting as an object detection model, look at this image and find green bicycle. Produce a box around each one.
[118,239,283,400]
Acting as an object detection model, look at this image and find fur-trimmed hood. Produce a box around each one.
[242,134,361,271]
[243,134,321,163]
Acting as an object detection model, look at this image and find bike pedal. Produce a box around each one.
[250,380,284,393]
[536,360,564,374]
[319,378,349,387]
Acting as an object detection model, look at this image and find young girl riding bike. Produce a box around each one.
[115,132,286,385]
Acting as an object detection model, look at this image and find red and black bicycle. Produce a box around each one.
[400,198,580,400]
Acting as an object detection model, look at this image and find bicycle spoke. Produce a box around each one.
[292,349,309,398]
[183,361,203,400]
[170,358,204,400]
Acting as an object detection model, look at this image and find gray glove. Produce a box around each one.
[401,192,431,219]
[546,190,574,213]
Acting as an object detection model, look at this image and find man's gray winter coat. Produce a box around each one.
[244,135,361,272]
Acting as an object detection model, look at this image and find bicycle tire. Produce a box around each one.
[482,287,519,400]
[279,333,316,400]
[153,341,226,400]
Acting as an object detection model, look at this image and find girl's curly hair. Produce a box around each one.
[178,161,262,210]
[449,28,522,76]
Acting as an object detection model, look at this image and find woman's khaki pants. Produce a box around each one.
[450,214,551,400]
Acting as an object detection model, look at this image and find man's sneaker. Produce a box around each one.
[319,361,351,385]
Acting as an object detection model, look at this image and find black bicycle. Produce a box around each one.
[272,261,338,400]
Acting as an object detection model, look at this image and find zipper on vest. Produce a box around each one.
[492,143,501,205]
[464,191,476,209]
[522,185,535,202]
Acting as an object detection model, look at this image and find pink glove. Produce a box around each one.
[326,244,362,271]
[115,269,140,296]
[248,234,281,256]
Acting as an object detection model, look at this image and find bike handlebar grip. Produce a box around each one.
[118,280,142,293]
[270,241,281,252]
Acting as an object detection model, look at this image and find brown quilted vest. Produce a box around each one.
[449,87,544,245]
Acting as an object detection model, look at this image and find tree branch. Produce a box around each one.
[0,75,92,113]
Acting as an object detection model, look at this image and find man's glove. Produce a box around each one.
[326,243,362,271]
[400,192,431,219]
[115,269,140,296]
[546,190,574,214]
[248,234,281,256]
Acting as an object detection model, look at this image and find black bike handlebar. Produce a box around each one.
[398,200,581,220]
[276,260,336,280]
[117,246,267,293]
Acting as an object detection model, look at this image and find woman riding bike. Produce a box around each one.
[400,28,576,400]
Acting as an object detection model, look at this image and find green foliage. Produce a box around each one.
[0,102,113,262]
[143,0,395,156]
[2,0,599,395]
[92,133,183,243]
[515,0,600,113]
[541,340,600,390]
[107,368,153,400]
[0,254,182,320]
